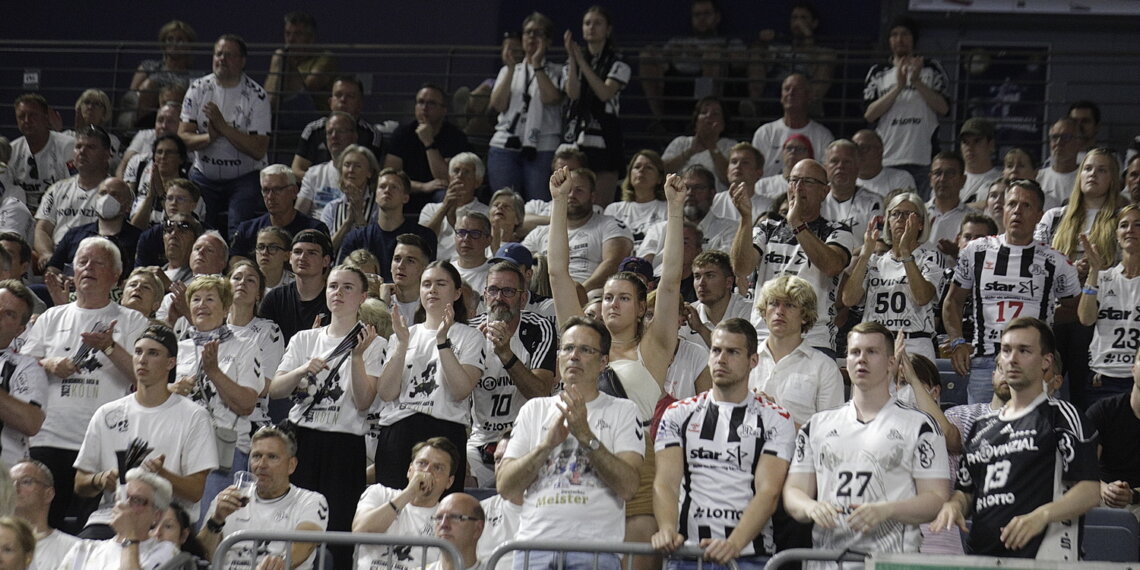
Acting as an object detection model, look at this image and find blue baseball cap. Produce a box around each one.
[490,243,534,268]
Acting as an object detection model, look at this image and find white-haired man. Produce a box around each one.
[230,163,330,259]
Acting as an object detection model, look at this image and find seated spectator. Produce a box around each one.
[854,128,916,198]
[384,84,474,210]
[24,238,151,534]
[605,150,667,245]
[354,437,460,570]
[159,214,204,285]
[475,431,521,570]
[198,425,329,570]
[264,12,337,125]
[151,504,208,565]
[8,94,76,208]
[453,212,494,293]
[258,229,331,344]
[821,139,883,249]
[487,12,564,202]
[46,177,140,277]
[755,134,811,201]
[708,143,769,223]
[933,213,998,340]
[296,112,359,220]
[10,459,80,570]
[121,267,166,321]
[59,468,180,568]
[522,168,633,290]
[135,178,205,269]
[253,226,294,291]
[682,250,751,349]
[0,232,45,316]
[751,73,834,177]
[73,324,218,536]
[1125,154,1140,206]
[639,165,735,270]
[0,172,33,247]
[421,153,491,261]
[338,168,438,278]
[0,281,47,467]
[158,230,229,326]
[320,145,380,252]
[661,96,736,192]
[33,125,113,272]
[125,20,196,131]
[127,132,201,230]
[179,34,271,235]
[0,516,34,570]
[488,188,526,252]
[292,75,382,181]
[1069,100,1109,161]
[118,101,183,180]
[429,493,485,570]
[63,89,122,168]
[1037,118,1081,210]
[1087,367,1140,519]
[1002,147,1037,181]
[229,164,329,259]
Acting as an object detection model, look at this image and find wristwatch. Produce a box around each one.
[120,537,141,547]
[103,343,115,357]
[584,438,602,452]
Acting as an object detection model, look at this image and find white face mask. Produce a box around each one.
[95,194,122,220]
[895,382,916,406]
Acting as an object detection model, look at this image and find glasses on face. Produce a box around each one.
[163,220,193,233]
[455,229,486,240]
[431,513,483,524]
[484,286,519,298]
[888,210,916,220]
[788,176,826,187]
[255,243,286,254]
[262,185,294,195]
[121,494,153,509]
[559,344,602,357]
[14,477,48,488]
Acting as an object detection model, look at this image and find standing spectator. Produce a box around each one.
[382,234,431,326]
[562,6,630,205]
[605,150,667,245]
[1069,100,1106,160]
[8,94,75,209]
[708,143,768,223]
[863,17,950,199]
[958,118,1001,204]
[179,34,271,235]
[751,74,833,178]
[785,322,949,561]
[682,250,752,349]
[820,139,882,249]
[429,493,486,570]
[225,258,284,431]
[292,75,382,181]
[487,12,564,202]
[32,126,113,272]
[639,165,736,268]
[661,97,736,192]
[72,325,218,535]
[0,280,47,467]
[264,12,337,122]
[24,238,151,534]
[384,84,473,210]
[854,129,916,198]
[1036,118,1082,210]
[932,318,1099,560]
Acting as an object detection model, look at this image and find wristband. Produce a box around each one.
[503,355,520,370]
[206,518,225,533]
[388,500,401,514]
[1082,287,1099,295]
[948,338,968,350]
[897,255,915,264]
[437,339,453,351]
[792,223,809,235]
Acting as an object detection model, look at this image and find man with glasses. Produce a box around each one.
[73,324,217,537]
[9,93,75,209]
[730,158,855,355]
[355,437,461,570]
[454,212,494,294]
[926,152,977,258]
[160,213,204,284]
[429,493,486,570]
[466,262,557,487]
[1036,118,1081,210]
[59,467,179,568]
[33,125,113,273]
[11,459,80,570]
[639,164,735,268]
[199,425,329,570]
[338,168,438,279]
[854,129,916,198]
[386,84,474,210]
[230,164,329,259]
[499,316,643,570]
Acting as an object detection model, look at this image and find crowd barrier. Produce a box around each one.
[209,529,463,570]
[488,539,709,570]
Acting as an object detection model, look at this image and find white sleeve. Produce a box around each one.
[788,422,816,474]
[605,400,644,456]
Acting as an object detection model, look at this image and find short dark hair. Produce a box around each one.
[960,212,998,236]
[332,75,365,95]
[678,163,717,191]
[217,34,248,57]
[691,250,733,278]
[378,167,412,195]
[1003,317,1056,356]
[715,318,758,356]
[13,94,49,114]
[420,83,448,104]
[78,125,112,151]
[0,279,36,325]
[888,15,919,44]
[561,316,611,357]
[152,133,188,165]
[138,324,179,358]
[0,231,31,265]
[413,437,461,477]
[395,233,434,262]
[931,151,965,173]
[1068,100,1101,125]
[292,229,334,260]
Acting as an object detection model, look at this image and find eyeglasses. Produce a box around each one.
[888,210,917,219]
[455,229,486,240]
[484,286,519,298]
[559,344,602,357]
[788,176,826,187]
[431,513,483,524]
[261,185,295,195]
[255,243,286,254]
[163,220,194,233]
[13,477,48,488]
[120,494,153,509]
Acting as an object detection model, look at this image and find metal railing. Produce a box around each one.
[212,529,463,570]
[765,548,867,570]
[488,539,717,570]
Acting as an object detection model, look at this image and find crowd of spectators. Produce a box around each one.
[2,3,1140,569]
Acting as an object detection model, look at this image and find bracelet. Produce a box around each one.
[897,255,915,264]
[436,339,453,351]
[387,500,401,514]
[1082,287,1099,295]
[948,338,968,350]
[792,223,809,235]
[205,518,225,533]
[503,355,520,370]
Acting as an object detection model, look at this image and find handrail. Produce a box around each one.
[487,539,709,570]
[213,529,464,570]
[765,548,867,570]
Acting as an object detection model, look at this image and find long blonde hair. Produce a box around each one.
[1052,148,1121,260]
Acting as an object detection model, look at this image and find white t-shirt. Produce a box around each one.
[126,157,207,225]
[1089,265,1140,378]
[751,119,835,177]
[230,317,284,428]
[926,200,978,248]
[477,495,521,570]
[59,537,179,570]
[490,62,565,152]
[503,393,644,542]
[73,393,219,525]
[864,59,950,167]
[821,188,883,250]
[961,167,1001,204]
[0,347,49,465]
[374,323,483,427]
[34,176,100,243]
[207,484,329,570]
[279,326,386,436]
[30,528,80,570]
[298,161,342,219]
[127,129,156,156]
[709,188,773,223]
[661,136,738,192]
[8,131,75,207]
[180,73,272,180]
[522,213,634,284]
[604,200,668,245]
[1036,167,1076,211]
[419,200,491,261]
[637,213,736,272]
[355,485,439,570]
[859,246,945,360]
[456,262,492,296]
[176,328,264,453]
[663,338,708,400]
[858,167,917,198]
[22,302,151,450]
[790,398,949,567]
[749,342,844,426]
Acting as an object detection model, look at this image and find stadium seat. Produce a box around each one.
[1084,507,1140,562]
[935,358,968,407]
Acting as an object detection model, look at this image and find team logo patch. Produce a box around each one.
[917,440,935,468]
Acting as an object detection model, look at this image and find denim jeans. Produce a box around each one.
[512,551,621,570]
[967,356,998,405]
[487,146,555,202]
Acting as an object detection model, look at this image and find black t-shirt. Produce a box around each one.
[337,218,438,282]
[258,283,329,344]
[295,116,383,165]
[1087,392,1140,485]
[386,120,472,183]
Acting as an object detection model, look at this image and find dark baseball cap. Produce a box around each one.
[490,243,534,267]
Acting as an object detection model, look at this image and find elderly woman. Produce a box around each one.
[319,144,381,251]
[487,12,564,202]
[0,516,35,570]
[488,188,527,251]
[662,96,736,191]
[842,192,945,360]
[121,267,166,320]
[419,152,491,260]
[170,275,264,520]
